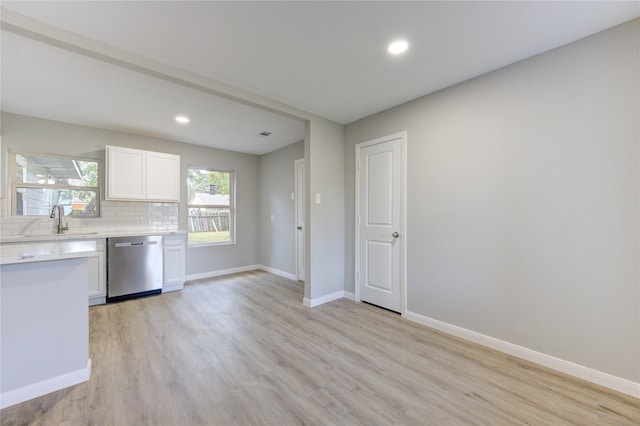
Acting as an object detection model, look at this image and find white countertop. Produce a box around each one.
[0,230,187,264]
[0,240,98,265]
[0,230,187,244]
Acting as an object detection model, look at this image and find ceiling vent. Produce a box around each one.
[259,131,272,137]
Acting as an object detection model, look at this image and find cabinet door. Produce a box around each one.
[106,146,145,200]
[163,243,185,292]
[88,241,106,305]
[147,152,180,201]
[87,251,106,297]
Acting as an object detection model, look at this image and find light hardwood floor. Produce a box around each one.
[2,270,639,425]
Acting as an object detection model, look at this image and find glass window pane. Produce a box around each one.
[15,187,99,217]
[15,154,98,187]
[188,207,231,244]
[187,167,234,245]
[187,169,230,206]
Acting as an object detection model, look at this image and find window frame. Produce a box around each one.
[186,166,236,247]
[10,151,101,218]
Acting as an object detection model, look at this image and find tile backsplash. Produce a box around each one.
[0,200,179,237]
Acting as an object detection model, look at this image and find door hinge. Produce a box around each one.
[356,271,360,280]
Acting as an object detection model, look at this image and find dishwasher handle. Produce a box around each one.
[114,241,159,248]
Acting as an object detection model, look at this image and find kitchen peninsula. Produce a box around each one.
[0,241,96,408]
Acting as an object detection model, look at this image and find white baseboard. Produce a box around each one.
[343,291,355,301]
[162,283,184,293]
[186,265,299,282]
[88,296,106,306]
[257,265,297,281]
[404,311,640,399]
[186,265,261,282]
[304,290,351,308]
[0,359,92,409]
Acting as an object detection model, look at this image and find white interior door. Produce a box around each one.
[357,135,404,313]
[295,159,305,281]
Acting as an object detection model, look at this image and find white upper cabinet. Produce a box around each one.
[106,145,180,202]
[106,146,145,200]
[146,151,180,201]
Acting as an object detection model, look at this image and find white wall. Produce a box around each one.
[0,112,260,276]
[258,140,304,276]
[345,19,640,383]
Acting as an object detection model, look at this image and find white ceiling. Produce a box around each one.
[2,1,638,154]
[1,30,306,155]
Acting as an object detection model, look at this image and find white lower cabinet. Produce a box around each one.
[163,234,186,292]
[88,239,106,305]
[0,234,184,306]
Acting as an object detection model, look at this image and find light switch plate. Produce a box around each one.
[315,193,321,204]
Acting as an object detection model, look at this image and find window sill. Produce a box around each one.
[187,241,236,248]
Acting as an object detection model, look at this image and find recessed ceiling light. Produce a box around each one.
[388,40,409,55]
[175,115,190,124]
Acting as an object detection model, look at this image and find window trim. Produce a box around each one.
[10,151,102,217]
[187,166,236,247]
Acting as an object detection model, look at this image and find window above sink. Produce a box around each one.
[11,152,101,217]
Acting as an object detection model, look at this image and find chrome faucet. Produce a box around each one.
[50,205,69,234]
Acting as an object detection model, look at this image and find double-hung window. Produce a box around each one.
[187,168,235,245]
[12,152,100,217]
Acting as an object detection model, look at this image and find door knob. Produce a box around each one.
[392,232,400,238]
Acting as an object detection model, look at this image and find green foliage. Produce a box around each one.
[79,161,99,187]
[188,168,230,203]
[67,161,99,204]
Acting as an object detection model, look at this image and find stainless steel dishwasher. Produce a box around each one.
[107,235,163,302]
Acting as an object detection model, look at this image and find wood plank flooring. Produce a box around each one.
[2,270,638,425]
